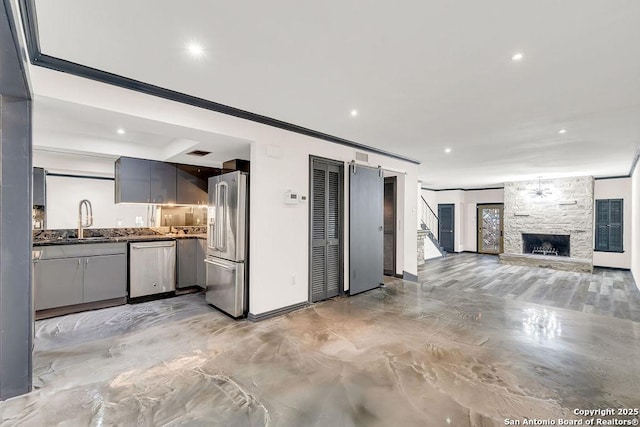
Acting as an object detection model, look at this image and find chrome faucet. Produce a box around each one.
[78,199,93,239]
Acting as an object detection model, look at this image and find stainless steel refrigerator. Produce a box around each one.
[205,171,248,317]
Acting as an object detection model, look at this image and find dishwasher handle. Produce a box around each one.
[131,243,175,249]
[204,258,236,270]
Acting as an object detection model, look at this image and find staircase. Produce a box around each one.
[419,196,447,259]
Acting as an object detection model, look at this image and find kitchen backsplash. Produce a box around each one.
[156,206,208,227]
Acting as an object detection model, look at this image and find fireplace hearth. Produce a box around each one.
[522,234,570,257]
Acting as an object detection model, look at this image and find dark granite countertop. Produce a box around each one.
[33,227,206,247]
[33,234,207,247]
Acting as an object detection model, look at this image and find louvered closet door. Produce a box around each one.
[310,159,343,302]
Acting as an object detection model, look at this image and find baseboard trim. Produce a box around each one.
[403,271,418,282]
[593,265,631,271]
[35,297,127,320]
[248,301,309,322]
[394,273,403,278]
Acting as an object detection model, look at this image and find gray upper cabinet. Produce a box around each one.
[115,157,151,203]
[176,165,208,205]
[150,160,176,204]
[33,167,46,206]
[116,156,219,205]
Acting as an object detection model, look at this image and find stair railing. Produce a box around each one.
[420,196,439,240]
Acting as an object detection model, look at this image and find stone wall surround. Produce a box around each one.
[417,230,427,266]
[500,176,594,272]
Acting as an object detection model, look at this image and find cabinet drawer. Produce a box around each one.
[40,243,127,259]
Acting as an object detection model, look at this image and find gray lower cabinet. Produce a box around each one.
[177,239,198,288]
[34,243,127,311]
[197,239,206,287]
[34,258,83,310]
[83,254,127,302]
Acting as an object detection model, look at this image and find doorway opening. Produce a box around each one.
[477,203,504,254]
[309,156,344,303]
[383,177,397,276]
[438,204,455,253]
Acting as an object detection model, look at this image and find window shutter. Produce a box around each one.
[595,199,623,252]
[311,165,327,301]
[595,200,609,251]
[608,199,623,252]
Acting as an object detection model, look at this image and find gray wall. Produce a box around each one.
[0,0,33,400]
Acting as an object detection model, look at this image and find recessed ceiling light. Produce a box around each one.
[350,109,358,117]
[444,148,452,154]
[186,41,205,58]
[512,52,524,62]
[558,129,567,134]
[117,128,125,135]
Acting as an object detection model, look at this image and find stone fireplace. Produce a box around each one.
[522,233,570,257]
[499,176,594,273]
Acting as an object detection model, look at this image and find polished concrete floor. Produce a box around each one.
[1,257,640,426]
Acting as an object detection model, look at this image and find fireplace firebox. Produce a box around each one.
[522,234,570,257]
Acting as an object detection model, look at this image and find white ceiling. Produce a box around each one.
[33,96,251,168]
[30,0,640,188]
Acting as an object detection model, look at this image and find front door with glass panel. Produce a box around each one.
[477,204,504,254]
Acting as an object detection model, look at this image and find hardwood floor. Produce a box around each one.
[416,253,640,322]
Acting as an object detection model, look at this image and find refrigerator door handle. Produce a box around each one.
[216,181,228,251]
[204,258,235,269]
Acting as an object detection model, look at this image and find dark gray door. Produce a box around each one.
[383,177,396,276]
[438,204,455,253]
[350,165,383,295]
[310,158,343,302]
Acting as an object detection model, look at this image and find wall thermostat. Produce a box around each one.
[285,190,299,205]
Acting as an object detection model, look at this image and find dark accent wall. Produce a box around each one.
[1,0,33,400]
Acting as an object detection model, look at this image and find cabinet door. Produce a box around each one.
[83,254,127,302]
[115,157,151,203]
[150,160,176,204]
[177,239,198,288]
[176,165,207,205]
[34,258,83,310]
[196,239,206,287]
[33,167,46,206]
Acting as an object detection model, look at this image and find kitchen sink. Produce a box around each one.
[65,237,110,242]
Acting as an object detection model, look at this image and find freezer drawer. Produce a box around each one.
[205,257,245,318]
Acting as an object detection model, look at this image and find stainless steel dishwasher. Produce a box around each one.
[129,240,176,298]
